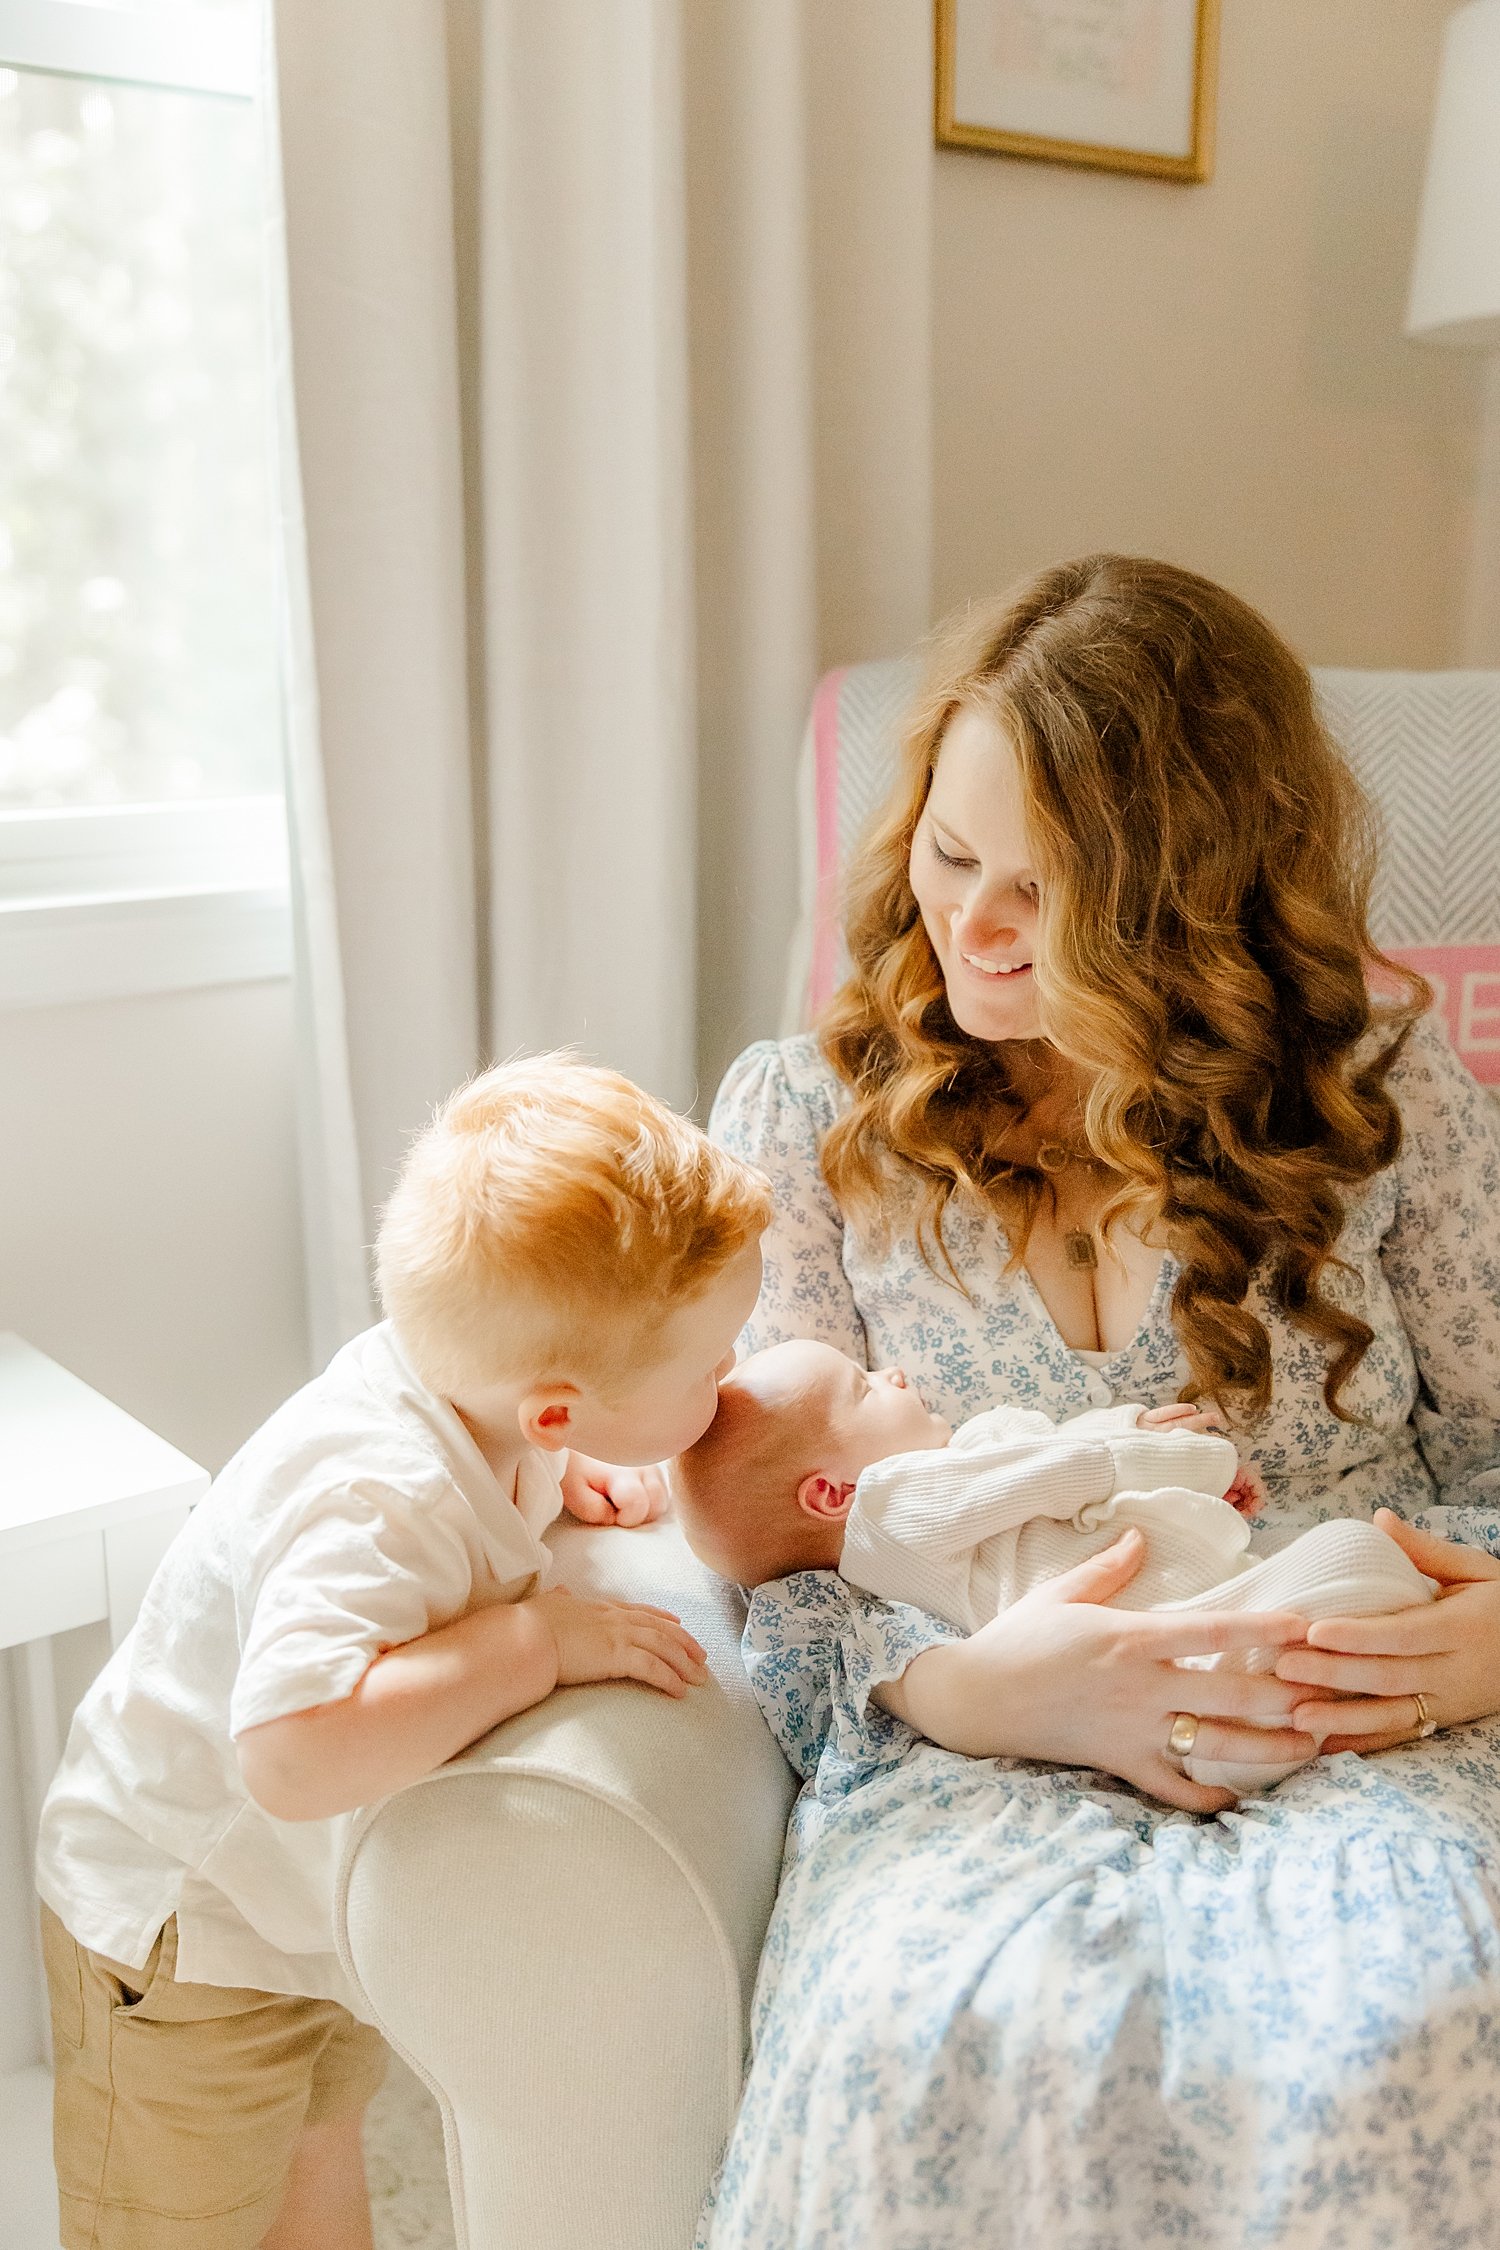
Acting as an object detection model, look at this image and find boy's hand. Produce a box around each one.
[559,1453,669,1528]
[530,1587,708,1697]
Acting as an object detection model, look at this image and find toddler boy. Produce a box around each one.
[672,1339,1435,1792]
[36,1054,770,2250]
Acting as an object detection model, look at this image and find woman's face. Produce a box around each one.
[908,705,1045,1045]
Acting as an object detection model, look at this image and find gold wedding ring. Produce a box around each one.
[1167,1712,1200,1760]
[1412,1692,1438,1740]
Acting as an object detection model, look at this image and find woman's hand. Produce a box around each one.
[558,1452,669,1527]
[1274,1509,1500,1752]
[1140,1402,1225,1432]
[885,1528,1316,1814]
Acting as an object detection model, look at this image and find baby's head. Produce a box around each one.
[673,1340,950,1586]
[376,1053,772,1462]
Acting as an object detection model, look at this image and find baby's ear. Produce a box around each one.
[796,1473,857,1522]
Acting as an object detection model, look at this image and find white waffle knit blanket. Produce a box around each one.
[840,1403,1437,1794]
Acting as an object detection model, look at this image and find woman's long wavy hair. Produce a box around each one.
[820,554,1429,1423]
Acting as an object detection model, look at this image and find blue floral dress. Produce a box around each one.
[699,1014,1500,2250]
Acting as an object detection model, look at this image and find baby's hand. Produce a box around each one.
[559,1453,669,1528]
[1224,1463,1267,1517]
[1136,1401,1262,1513]
[1140,1401,1226,1433]
[530,1587,707,1697]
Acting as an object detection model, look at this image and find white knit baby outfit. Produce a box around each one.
[839,1404,1437,1794]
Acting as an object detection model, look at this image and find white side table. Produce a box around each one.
[0,1331,209,2247]
[0,1331,209,1803]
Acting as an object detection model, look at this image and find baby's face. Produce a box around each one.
[755,1340,951,1479]
[673,1340,952,1589]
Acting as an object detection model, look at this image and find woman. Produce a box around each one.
[702,557,1500,2248]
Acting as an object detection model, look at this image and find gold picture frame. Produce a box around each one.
[934,0,1220,185]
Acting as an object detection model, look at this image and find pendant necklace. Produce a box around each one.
[1034,1134,1105,1273]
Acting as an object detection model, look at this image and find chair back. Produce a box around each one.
[786,659,1500,1092]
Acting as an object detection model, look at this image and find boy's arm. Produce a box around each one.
[236,1586,706,1823]
[237,1596,557,1821]
[230,1483,707,1824]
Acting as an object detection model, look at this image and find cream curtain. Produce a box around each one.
[266,0,932,1356]
[470,2,698,1096]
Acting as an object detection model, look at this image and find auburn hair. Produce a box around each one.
[819,554,1428,1423]
[377,1052,771,1396]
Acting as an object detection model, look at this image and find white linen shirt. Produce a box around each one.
[35,1322,565,2015]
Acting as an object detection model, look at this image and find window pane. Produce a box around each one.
[0,63,277,809]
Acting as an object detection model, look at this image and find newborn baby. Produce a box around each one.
[672,1340,1437,1794]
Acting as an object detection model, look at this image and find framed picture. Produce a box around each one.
[934,0,1220,185]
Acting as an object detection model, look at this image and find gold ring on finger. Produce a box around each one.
[1412,1691,1438,1740]
[1166,1712,1200,1759]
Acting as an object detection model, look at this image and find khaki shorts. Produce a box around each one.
[42,1904,389,2250]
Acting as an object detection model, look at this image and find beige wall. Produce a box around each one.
[0,976,309,2071]
[929,0,1482,669]
[1467,357,1500,663]
[694,2,1489,1075]
[0,980,308,1474]
[805,0,933,669]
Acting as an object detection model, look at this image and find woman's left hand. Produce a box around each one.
[1275,1509,1500,1752]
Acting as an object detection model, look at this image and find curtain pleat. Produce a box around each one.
[270,0,478,1300]
[261,11,373,1360]
[478,0,698,1107]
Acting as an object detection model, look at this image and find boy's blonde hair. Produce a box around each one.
[376,1053,771,1396]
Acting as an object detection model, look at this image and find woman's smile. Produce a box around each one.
[943,922,1042,1034]
[959,951,1032,980]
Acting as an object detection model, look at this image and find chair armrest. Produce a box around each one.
[336,1520,798,2250]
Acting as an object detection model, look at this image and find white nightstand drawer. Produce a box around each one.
[0,1531,107,1653]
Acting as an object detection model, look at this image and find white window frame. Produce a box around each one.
[0,1,284,1009]
[0,798,290,1007]
[0,2,257,101]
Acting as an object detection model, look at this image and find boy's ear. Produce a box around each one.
[796,1472,856,1522]
[518,1384,581,1453]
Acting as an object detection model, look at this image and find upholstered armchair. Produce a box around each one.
[334,662,1500,2250]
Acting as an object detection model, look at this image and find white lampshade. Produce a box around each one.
[1407,0,1500,347]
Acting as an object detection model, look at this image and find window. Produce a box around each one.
[0,0,288,1006]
